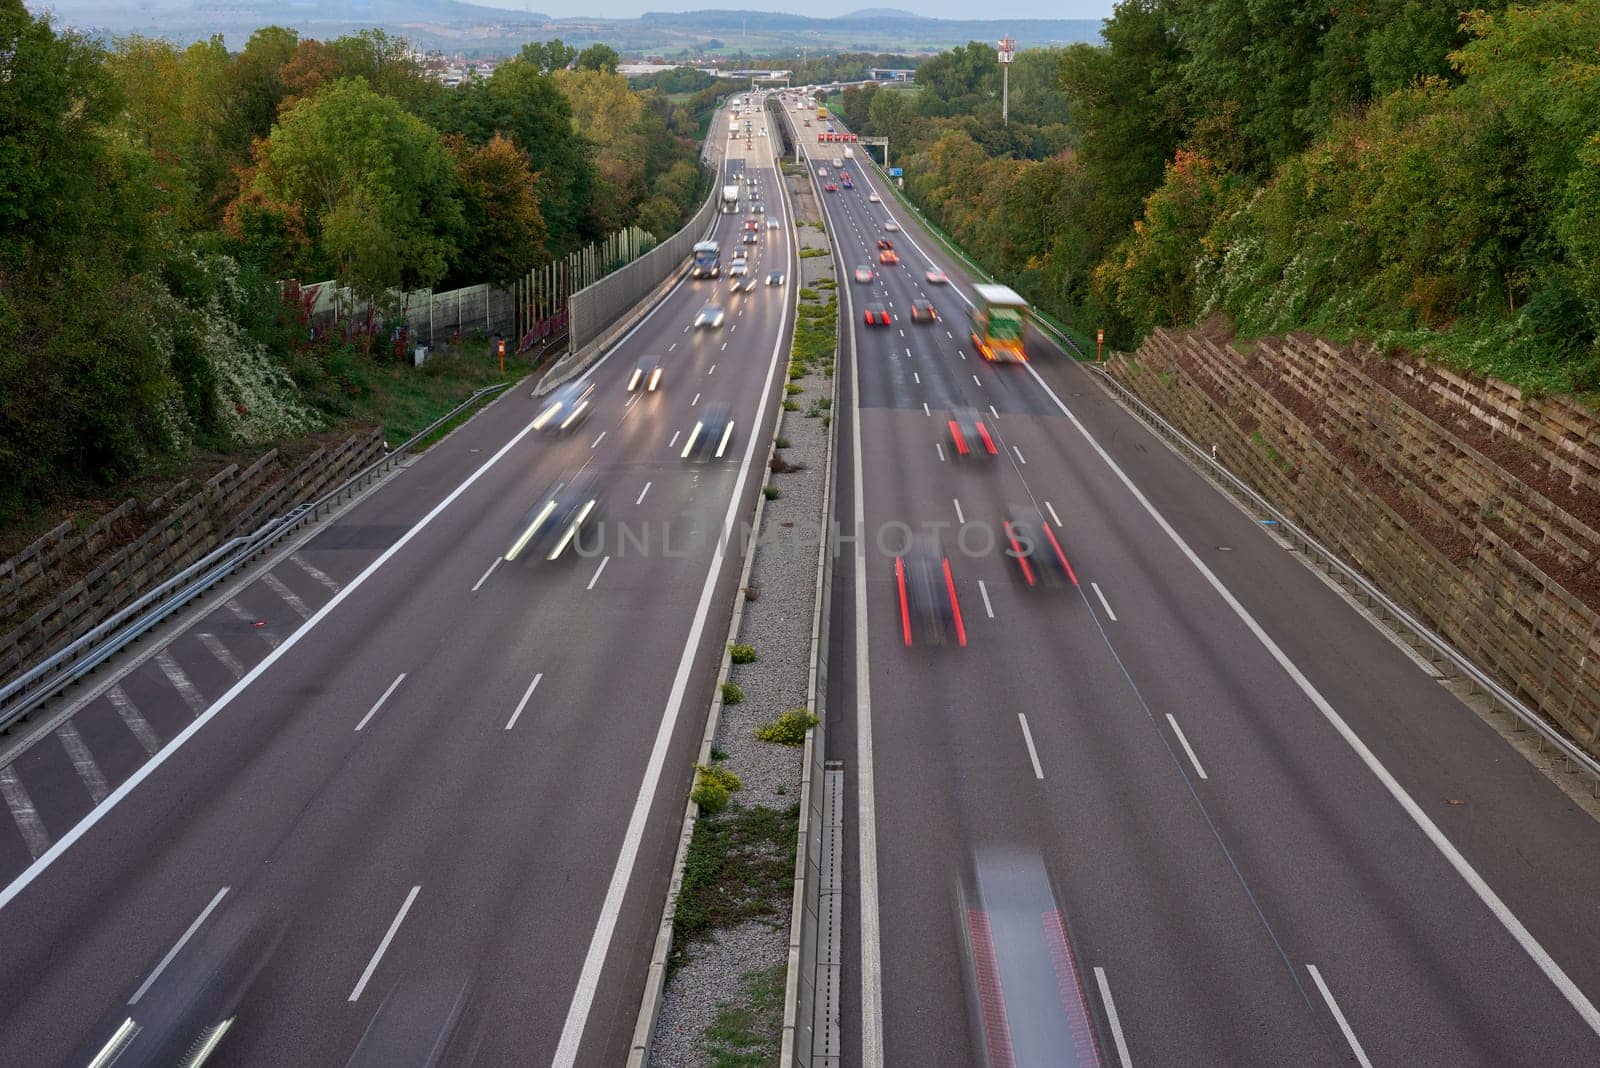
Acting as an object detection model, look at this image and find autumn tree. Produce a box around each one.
[448,133,547,287]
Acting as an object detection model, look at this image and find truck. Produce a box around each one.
[844,147,854,159]
[690,241,721,278]
[817,106,828,119]
[722,184,739,213]
[968,284,1031,362]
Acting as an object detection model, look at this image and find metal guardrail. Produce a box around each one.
[0,381,512,734]
[1086,363,1600,793]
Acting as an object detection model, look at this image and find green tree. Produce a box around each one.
[447,133,547,287]
[518,38,577,74]
[575,43,620,74]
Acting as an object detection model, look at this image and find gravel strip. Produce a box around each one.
[653,161,837,1065]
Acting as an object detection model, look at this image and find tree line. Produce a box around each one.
[0,3,710,522]
[836,1,1600,394]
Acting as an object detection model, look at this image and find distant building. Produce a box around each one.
[868,68,916,83]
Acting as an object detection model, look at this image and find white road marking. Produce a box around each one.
[953,498,965,524]
[553,187,798,1067]
[905,347,912,358]
[692,392,701,406]
[130,886,229,1005]
[959,350,967,360]
[590,431,606,449]
[636,482,653,505]
[155,651,206,715]
[913,372,921,384]
[625,395,640,411]
[262,572,310,620]
[1095,967,1134,1068]
[989,405,999,419]
[922,402,930,417]
[226,599,278,648]
[0,768,48,859]
[108,686,160,756]
[57,722,108,805]
[471,556,502,592]
[1013,445,1027,465]
[198,633,244,679]
[290,553,341,594]
[668,343,677,352]
[505,672,544,731]
[1017,713,1044,779]
[668,431,681,449]
[587,555,611,590]
[1046,501,1062,527]
[1308,965,1373,1068]
[708,364,716,375]
[1166,714,1208,780]
[1092,582,1118,622]
[978,580,994,618]
[355,673,407,732]
[946,330,953,339]
[721,342,729,351]
[349,885,421,1002]
[1024,358,1600,1039]
[973,374,983,387]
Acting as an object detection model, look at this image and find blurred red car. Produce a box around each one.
[879,250,899,265]
[909,301,937,322]
[824,183,838,192]
[863,304,891,326]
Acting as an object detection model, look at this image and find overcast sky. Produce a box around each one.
[472,1,1115,19]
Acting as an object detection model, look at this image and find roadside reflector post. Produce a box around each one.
[1097,328,1104,364]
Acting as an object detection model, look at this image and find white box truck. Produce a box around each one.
[722,184,740,213]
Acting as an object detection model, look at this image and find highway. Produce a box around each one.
[0,107,793,1065]
[789,99,1600,1066]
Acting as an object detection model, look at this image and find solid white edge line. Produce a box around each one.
[1091,581,1118,623]
[129,886,229,1005]
[1023,360,1600,1039]
[471,556,502,592]
[1165,713,1208,781]
[1017,713,1043,780]
[355,673,407,732]
[505,672,544,731]
[587,555,611,591]
[551,153,797,1065]
[977,579,994,619]
[1094,966,1134,1068]
[1307,965,1373,1068]
[348,885,421,1002]
[0,413,546,915]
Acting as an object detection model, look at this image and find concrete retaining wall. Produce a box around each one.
[0,429,384,686]
[1111,329,1600,755]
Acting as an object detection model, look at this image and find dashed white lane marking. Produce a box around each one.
[1095,968,1134,1068]
[155,651,206,715]
[668,343,677,352]
[1046,501,1062,527]
[1017,713,1044,779]
[198,634,244,679]
[668,431,681,449]
[721,342,729,351]
[0,768,49,859]
[1092,582,1118,622]
[290,553,342,594]
[1308,965,1373,1068]
[978,580,995,618]
[636,482,653,506]
[108,686,161,756]
[989,405,1000,419]
[972,374,983,387]
[1166,713,1209,780]
[505,672,544,731]
[226,599,278,648]
[935,443,946,463]
[692,393,701,406]
[57,722,108,804]
[587,555,611,591]
[708,364,716,375]
[946,330,954,339]
[1013,446,1027,465]
[591,431,606,449]
[349,885,421,1002]
[922,402,931,417]
[356,673,407,732]
[913,372,921,384]
[130,886,230,1005]
[953,498,965,524]
[262,572,310,620]
[471,556,502,592]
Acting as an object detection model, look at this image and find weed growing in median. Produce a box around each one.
[783,400,800,411]
[721,682,745,705]
[702,964,786,1068]
[671,804,801,970]
[763,485,781,499]
[729,643,758,664]
[691,763,743,814]
[755,708,819,746]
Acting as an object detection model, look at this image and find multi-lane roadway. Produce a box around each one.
[786,97,1600,1066]
[0,106,793,1066]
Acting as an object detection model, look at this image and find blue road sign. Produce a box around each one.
[889,167,904,177]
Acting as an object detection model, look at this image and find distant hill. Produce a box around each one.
[30,1,1100,54]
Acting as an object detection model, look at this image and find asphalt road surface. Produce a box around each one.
[791,101,1600,1068]
[0,108,794,1067]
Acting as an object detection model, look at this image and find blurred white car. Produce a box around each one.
[868,193,881,203]
[729,258,749,277]
[694,304,726,329]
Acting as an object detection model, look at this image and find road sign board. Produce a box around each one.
[888,167,903,177]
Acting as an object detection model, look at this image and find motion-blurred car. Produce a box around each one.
[854,266,875,284]
[884,220,901,232]
[532,379,596,431]
[947,407,998,457]
[742,231,759,245]
[753,203,766,214]
[766,218,780,230]
[681,403,736,460]
[817,166,828,176]
[504,471,601,562]
[909,301,937,323]
[729,258,749,277]
[1003,506,1077,588]
[925,269,948,285]
[895,533,965,647]
[863,304,891,326]
[868,193,881,203]
[877,238,894,250]
[823,183,838,193]
[693,303,726,328]
[879,249,900,265]
[627,355,663,392]
[766,270,786,286]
